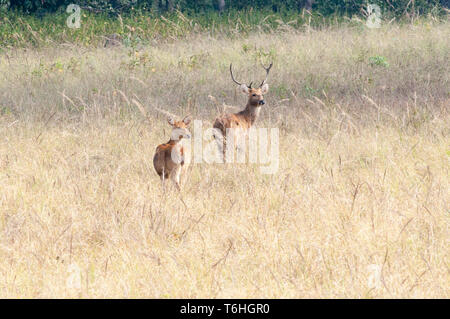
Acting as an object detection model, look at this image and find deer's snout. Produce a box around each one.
[258,99,265,105]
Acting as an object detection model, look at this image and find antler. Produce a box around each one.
[230,63,272,88]
[259,62,273,88]
[230,63,246,87]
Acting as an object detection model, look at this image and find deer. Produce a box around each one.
[153,115,192,190]
[212,62,272,161]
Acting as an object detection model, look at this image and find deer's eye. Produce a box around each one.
[252,94,257,97]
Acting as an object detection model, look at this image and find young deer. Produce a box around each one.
[153,116,192,189]
[213,63,272,160]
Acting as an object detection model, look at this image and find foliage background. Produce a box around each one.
[2,0,448,15]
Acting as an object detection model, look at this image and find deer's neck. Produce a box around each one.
[238,103,261,126]
[168,136,182,144]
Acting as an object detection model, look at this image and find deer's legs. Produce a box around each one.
[170,165,182,190]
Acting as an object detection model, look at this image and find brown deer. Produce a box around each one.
[213,62,272,160]
[153,116,192,189]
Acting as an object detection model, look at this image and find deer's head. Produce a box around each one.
[230,62,272,106]
[168,115,191,141]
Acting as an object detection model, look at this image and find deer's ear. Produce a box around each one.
[240,83,249,94]
[261,83,269,94]
[168,117,175,126]
[183,116,192,125]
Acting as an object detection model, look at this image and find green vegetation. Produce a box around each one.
[1,6,448,48]
[2,0,447,15]
[368,55,389,68]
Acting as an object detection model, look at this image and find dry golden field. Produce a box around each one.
[0,20,449,298]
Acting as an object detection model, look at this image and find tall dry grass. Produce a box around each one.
[0,20,448,298]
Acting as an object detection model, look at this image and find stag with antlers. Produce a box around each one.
[212,62,273,161]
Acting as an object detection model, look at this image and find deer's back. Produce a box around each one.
[213,113,251,135]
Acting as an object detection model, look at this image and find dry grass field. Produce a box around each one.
[0,20,449,298]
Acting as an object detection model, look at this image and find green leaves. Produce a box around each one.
[368,55,390,68]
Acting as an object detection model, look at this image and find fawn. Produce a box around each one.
[153,116,192,189]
